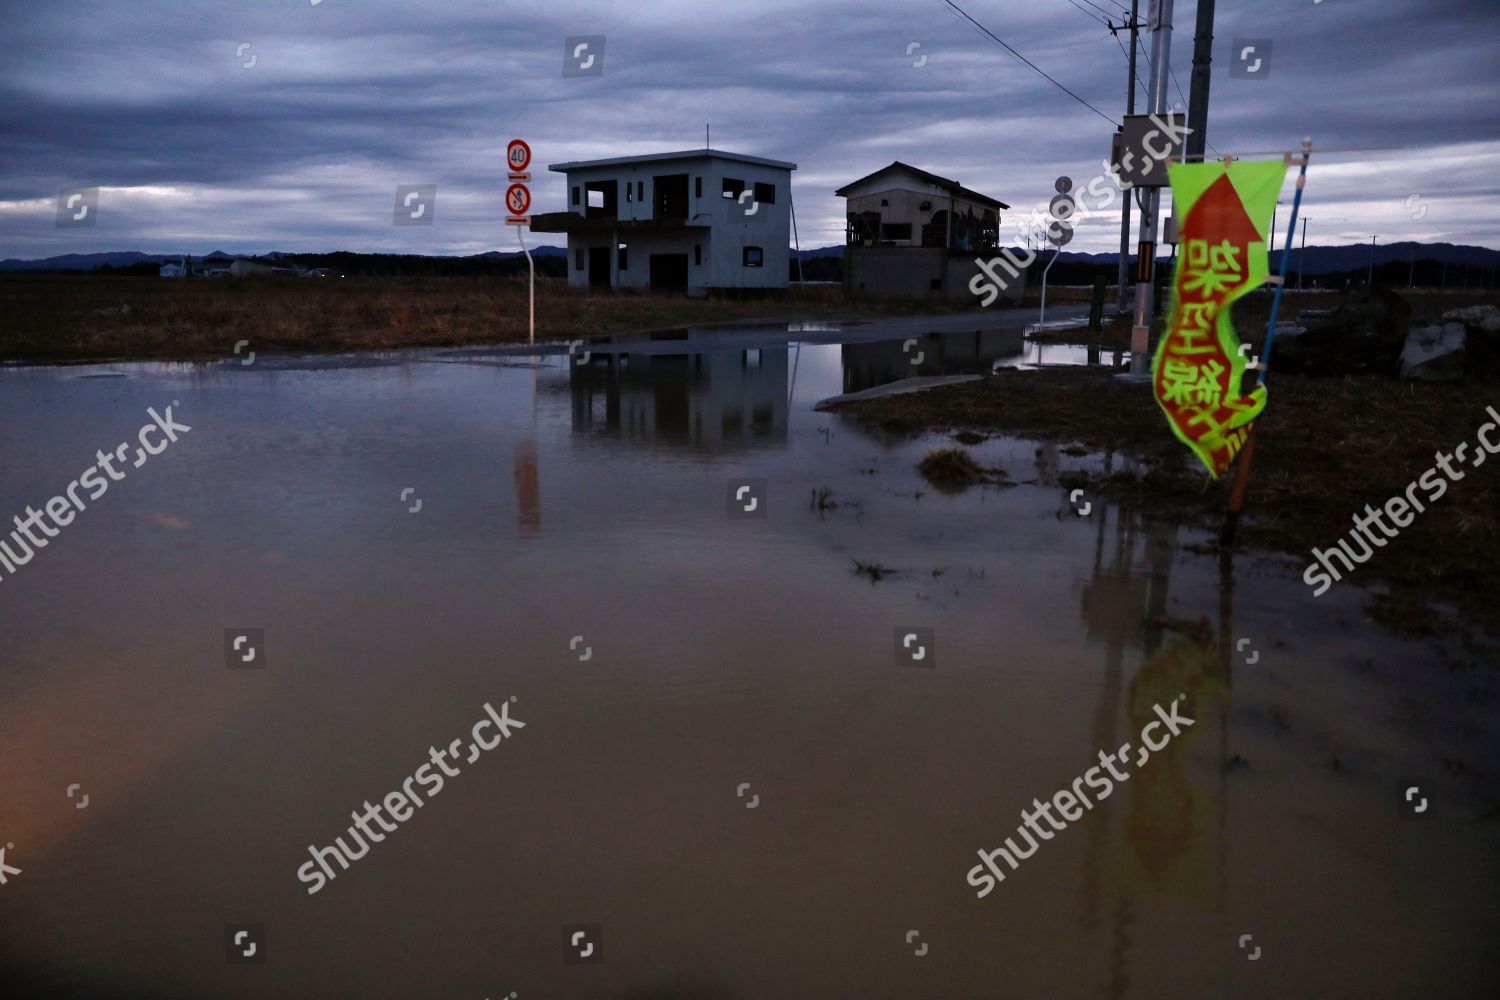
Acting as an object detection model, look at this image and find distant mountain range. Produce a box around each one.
[1048,240,1500,272]
[2,241,1495,275]
[0,247,570,271]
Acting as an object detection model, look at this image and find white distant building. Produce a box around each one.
[530,148,796,295]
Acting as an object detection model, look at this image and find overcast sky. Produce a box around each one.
[2,0,1497,259]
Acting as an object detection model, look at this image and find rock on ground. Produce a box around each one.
[1269,287,1411,375]
[1400,322,1466,381]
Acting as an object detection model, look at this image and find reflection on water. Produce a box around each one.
[565,345,789,449]
[1,323,1496,999]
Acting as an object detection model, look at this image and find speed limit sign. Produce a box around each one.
[506,139,531,174]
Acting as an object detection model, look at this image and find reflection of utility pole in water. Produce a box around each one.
[1078,502,1143,985]
[1077,495,1229,999]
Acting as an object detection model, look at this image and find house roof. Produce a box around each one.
[835,161,1009,210]
[549,148,796,173]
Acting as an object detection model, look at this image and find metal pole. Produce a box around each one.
[1185,0,1214,163]
[1115,0,1140,316]
[1258,139,1313,387]
[1298,216,1308,289]
[1223,138,1313,548]
[517,224,534,345]
[1040,247,1060,330]
[1367,234,1376,287]
[1128,0,1173,377]
[789,187,804,285]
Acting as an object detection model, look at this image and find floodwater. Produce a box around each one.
[1,316,1496,999]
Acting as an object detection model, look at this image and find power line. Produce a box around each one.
[1062,0,1109,26]
[941,0,1118,126]
[1079,0,1130,19]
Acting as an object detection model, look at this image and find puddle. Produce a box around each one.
[0,324,1494,997]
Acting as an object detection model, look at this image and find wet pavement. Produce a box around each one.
[1,317,1496,998]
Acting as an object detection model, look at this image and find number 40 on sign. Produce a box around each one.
[505,139,531,225]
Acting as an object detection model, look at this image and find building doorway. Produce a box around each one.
[649,253,689,291]
[654,174,689,219]
[588,246,612,288]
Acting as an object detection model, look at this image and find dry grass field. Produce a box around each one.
[0,275,986,363]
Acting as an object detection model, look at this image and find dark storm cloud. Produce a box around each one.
[1,0,1496,258]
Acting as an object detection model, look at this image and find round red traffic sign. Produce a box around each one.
[506,139,531,173]
[505,183,531,215]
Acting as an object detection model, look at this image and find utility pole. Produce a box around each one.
[1298,216,1309,289]
[1128,0,1174,376]
[1109,1,1141,315]
[1185,0,1214,163]
[1367,234,1376,287]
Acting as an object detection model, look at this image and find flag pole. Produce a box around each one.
[1220,137,1312,548]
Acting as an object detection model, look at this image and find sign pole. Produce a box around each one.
[517,224,534,346]
[504,138,535,347]
[1220,138,1313,548]
[1041,175,1075,333]
[1039,249,1059,331]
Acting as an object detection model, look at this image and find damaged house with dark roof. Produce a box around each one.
[837,161,1023,303]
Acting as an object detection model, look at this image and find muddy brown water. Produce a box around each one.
[1,322,1496,998]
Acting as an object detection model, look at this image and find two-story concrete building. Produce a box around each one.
[837,161,1023,303]
[530,148,796,295]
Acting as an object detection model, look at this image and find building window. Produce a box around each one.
[694,244,702,266]
[637,181,644,202]
[695,176,702,198]
[722,177,745,199]
[618,243,628,270]
[880,198,889,206]
[929,277,942,291]
[575,248,585,271]
[588,189,605,210]
[571,186,580,206]
[743,246,763,267]
[625,184,632,203]
[754,181,776,205]
[881,223,913,241]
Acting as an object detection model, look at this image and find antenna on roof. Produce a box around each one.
[705,124,709,149]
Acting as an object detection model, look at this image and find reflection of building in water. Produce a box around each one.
[568,345,789,449]
[839,328,1024,393]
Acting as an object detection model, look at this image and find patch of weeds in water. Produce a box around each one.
[810,486,838,513]
[917,447,1009,495]
[953,430,988,446]
[1062,443,1090,457]
[1058,470,1092,491]
[851,558,896,583]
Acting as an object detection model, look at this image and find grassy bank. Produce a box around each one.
[1025,287,1495,350]
[834,365,1500,640]
[0,274,989,363]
